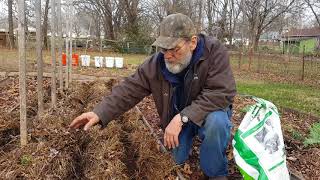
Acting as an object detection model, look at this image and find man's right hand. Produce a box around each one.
[69,112,100,131]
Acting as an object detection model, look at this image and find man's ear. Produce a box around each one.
[190,35,198,51]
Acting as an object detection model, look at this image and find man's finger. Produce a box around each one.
[72,121,84,129]
[69,113,88,128]
[83,118,96,131]
[169,135,174,149]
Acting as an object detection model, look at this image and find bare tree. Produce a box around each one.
[305,0,320,26]
[17,0,27,146]
[226,0,241,45]
[8,0,15,49]
[50,0,57,108]
[43,0,50,49]
[35,0,44,116]
[240,0,296,50]
[57,0,63,91]
[206,0,217,36]
[121,0,140,40]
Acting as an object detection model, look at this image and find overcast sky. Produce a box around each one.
[0,1,7,18]
[0,1,317,28]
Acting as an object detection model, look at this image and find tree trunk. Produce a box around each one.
[105,16,115,40]
[197,0,203,32]
[253,29,263,51]
[50,0,57,108]
[17,0,27,146]
[36,0,44,116]
[8,0,14,49]
[206,0,214,36]
[65,0,71,89]
[57,0,63,91]
[43,0,50,49]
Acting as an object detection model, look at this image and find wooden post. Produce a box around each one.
[36,0,44,116]
[238,47,242,70]
[301,45,305,81]
[57,0,63,91]
[69,38,73,83]
[257,50,261,73]
[50,0,57,108]
[69,0,74,84]
[249,47,253,70]
[17,0,27,146]
[65,0,70,89]
[65,35,69,88]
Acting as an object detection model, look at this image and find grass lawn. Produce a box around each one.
[236,78,320,117]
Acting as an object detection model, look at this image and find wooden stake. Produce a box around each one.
[36,0,44,116]
[17,0,27,146]
[57,0,63,91]
[301,45,305,81]
[50,0,57,108]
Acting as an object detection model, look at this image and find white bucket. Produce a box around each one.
[105,57,114,68]
[115,57,124,68]
[94,56,104,67]
[80,55,90,66]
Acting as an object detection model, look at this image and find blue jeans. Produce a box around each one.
[172,107,233,177]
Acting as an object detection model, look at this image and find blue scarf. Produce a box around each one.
[158,35,204,115]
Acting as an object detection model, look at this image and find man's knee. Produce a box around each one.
[202,110,232,139]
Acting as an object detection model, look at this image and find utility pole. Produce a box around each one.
[17,0,27,146]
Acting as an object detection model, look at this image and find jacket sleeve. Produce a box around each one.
[93,59,152,128]
[181,43,236,126]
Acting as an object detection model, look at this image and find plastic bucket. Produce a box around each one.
[72,54,79,66]
[80,55,90,66]
[115,57,124,68]
[62,53,78,66]
[105,57,114,68]
[62,53,67,66]
[94,56,104,67]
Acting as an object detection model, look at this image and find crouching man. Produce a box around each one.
[70,13,236,180]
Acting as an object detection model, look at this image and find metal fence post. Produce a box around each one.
[238,48,242,70]
[301,45,305,81]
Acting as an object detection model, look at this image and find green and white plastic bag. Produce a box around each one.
[232,97,290,180]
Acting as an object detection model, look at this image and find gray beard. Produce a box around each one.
[164,51,192,74]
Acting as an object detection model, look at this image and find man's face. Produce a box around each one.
[161,40,193,74]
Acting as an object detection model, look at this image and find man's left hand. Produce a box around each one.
[164,114,183,149]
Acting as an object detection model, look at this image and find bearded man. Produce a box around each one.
[70,13,236,180]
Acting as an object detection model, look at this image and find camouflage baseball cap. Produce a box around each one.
[152,13,195,49]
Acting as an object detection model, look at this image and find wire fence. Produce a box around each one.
[229,49,320,81]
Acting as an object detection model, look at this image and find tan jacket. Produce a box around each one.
[93,35,236,129]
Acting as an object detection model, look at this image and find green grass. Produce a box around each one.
[304,122,320,146]
[236,78,320,117]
